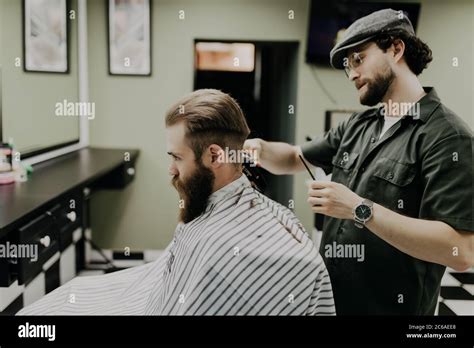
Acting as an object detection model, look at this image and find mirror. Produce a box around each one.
[0,0,80,159]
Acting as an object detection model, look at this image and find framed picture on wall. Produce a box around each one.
[23,0,69,73]
[108,0,151,76]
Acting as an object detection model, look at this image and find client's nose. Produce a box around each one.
[169,163,179,176]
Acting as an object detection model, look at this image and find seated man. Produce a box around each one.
[18,89,335,315]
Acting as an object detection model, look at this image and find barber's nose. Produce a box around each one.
[349,69,359,81]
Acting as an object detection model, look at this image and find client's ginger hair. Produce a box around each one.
[165,89,251,162]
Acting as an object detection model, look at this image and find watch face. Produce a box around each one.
[355,204,371,220]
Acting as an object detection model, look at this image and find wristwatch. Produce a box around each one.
[353,199,374,228]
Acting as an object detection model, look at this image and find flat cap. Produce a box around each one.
[329,8,415,69]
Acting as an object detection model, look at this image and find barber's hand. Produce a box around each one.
[243,138,263,166]
[307,181,362,220]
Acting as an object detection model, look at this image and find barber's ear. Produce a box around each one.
[391,39,405,62]
[208,144,224,168]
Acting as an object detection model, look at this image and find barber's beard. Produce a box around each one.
[360,65,395,106]
[171,159,215,224]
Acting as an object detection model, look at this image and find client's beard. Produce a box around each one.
[360,65,395,106]
[171,159,215,224]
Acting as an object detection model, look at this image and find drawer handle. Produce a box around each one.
[40,235,51,248]
[127,167,135,176]
[67,211,77,222]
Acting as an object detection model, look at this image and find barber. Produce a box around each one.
[244,9,473,315]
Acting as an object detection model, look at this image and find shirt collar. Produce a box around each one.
[366,87,441,123]
[415,87,441,123]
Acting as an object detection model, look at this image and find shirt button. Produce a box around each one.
[387,172,394,179]
[361,167,365,172]
[370,137,376,143]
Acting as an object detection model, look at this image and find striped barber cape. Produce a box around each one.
[18,174,336,315]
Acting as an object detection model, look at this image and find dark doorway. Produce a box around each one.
[194,39,299,206]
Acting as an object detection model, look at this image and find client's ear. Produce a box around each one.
[208,144,225,168]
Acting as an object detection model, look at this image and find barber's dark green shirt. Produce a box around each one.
[301,87,473,315]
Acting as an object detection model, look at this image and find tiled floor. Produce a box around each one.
[438,267,474,315]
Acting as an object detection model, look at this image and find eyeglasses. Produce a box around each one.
[344,52,364,78]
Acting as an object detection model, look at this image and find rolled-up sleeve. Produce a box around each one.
[300,113,355,173]
[419,134,474,232]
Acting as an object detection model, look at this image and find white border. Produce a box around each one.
[78,0,89,146]
[24,0,89,166]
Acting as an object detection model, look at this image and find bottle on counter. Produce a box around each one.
[0,142,15,184]
[0,142,12,172]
